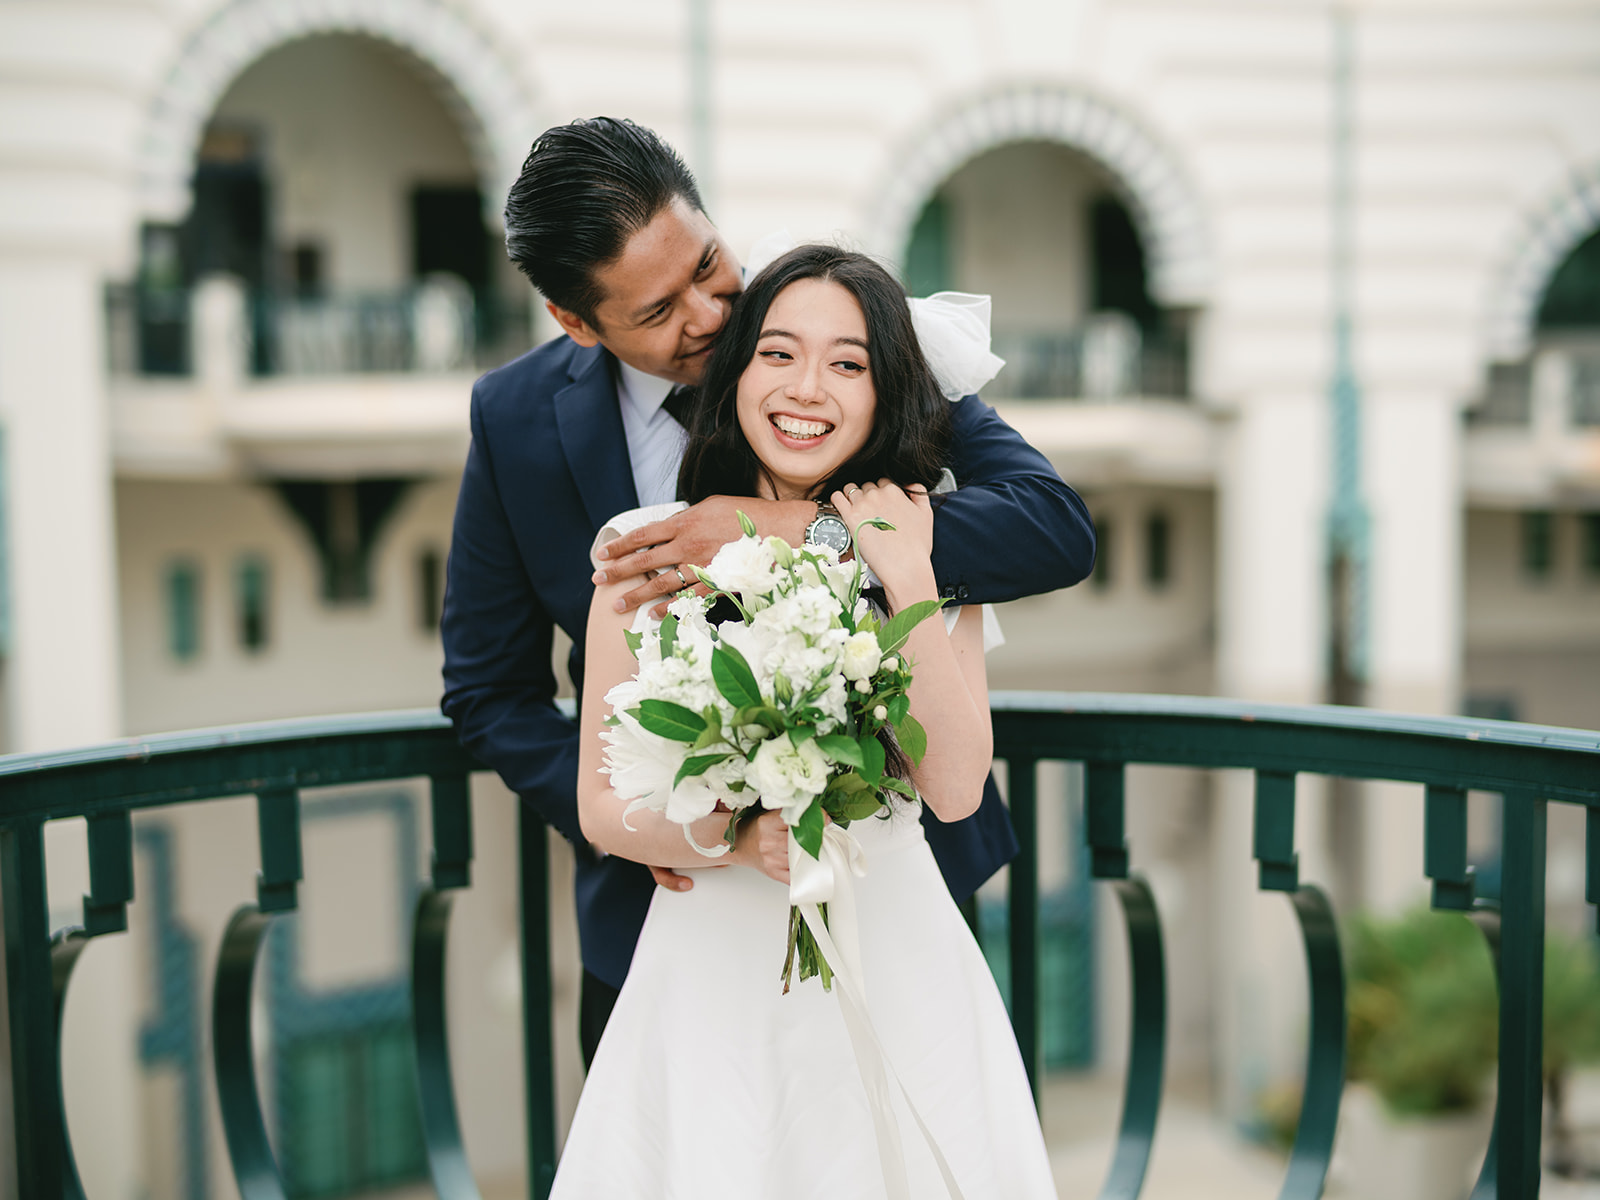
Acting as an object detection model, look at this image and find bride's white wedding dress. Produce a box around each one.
[549,800,1058,1199]
[550,512,1056,1198]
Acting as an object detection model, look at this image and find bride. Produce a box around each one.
[553,245,1057,1199]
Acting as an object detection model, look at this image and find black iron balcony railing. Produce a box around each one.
[987,323,1189,402]
[3,694,1598,1199]
[105,283,535,379]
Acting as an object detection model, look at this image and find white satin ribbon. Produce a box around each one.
[787,826,966,1200]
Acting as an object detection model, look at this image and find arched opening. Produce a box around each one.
[900,141,1189,401]
[1463,218,1600,735]
[1474,224,1600,428]
[118,34,531,378]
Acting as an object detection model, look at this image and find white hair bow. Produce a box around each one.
[743,230,1005,402]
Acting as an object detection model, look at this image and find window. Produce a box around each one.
[416,547,443,634]
[165,560,201,661]
[1145,512,1171,589]
[279,1023,426,1198]
[1091,516,1112,590]
[235,555,269,652]
[1521,511,1554,579]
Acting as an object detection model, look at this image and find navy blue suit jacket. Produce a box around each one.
[441,336,1095,988]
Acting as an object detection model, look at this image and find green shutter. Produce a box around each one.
[166,561,201,660]
[904,194,952,297]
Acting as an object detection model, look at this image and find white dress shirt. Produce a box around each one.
[615,359,690,507]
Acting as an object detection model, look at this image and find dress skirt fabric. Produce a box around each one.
[549,804,1057,1199]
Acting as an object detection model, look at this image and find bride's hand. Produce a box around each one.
[731,809,790,884]
[832,480,937,606]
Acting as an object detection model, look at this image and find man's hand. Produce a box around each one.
[648,864,696,892]
[592,494,815,615]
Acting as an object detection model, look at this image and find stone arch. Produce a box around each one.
[863,83,1214,308]
[135,0,539,225]
[1483,163,1600,360]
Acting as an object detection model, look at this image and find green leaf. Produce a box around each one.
[712,643,763,709]
[674,752,733,787]
[814,734,864,767]
[875,598,947,654]
[623,628,643,658]
[854,516,896,535]
[880,776,918,798]
[735,704,784,735]
[736,510,758,538]
[793,799,825,859]
[887,693,910,724]
[692,704,726,750]
[858,734,886,784]
[788,724,817,746]
[895,713,928,765]
[635,698,705,742]
[832,790,886,822]
[658,612,678,657]
[827,771,870,795]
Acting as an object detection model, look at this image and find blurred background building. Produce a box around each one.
[1,0,1597,1196]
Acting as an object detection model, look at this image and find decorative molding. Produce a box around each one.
[862,83,1214,308]
[1484,164,1600,361]
[136,0,539,225]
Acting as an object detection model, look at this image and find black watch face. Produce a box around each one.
[808,515,851,554]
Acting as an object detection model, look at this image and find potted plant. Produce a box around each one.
[1340,908,1499,1200]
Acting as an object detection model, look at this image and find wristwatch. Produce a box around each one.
[803,502,851,555]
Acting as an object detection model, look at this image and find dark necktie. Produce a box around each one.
[662,385,694,429]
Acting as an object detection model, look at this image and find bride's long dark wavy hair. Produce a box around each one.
[677,245,951,505]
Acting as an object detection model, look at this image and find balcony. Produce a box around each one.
[106,277,535,478]
[4,694,1597,1198]
[1466,342,1600,506]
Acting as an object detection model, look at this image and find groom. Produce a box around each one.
[441,117,1096,1068]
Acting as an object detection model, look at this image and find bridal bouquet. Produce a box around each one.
[599,513,944,991]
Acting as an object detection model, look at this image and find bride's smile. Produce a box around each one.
[735,277,877,500]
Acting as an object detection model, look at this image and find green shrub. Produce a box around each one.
[1345,909,1498,1115]
[1345,908,1600,1120]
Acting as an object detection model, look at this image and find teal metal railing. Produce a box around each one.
[3,694,1598,1199]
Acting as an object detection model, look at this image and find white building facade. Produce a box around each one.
[2,1,1598,1196]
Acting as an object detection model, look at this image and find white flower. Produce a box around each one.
[754,584,836,639]
[809,675,849,733]
[747,735,832,824]
[840,631,882,681]
[702,534,778,599]
[881,655,899,673]
[855,679,871,694]
[665,755,746,825]
[599,712,682,808]
[873,705,888,721]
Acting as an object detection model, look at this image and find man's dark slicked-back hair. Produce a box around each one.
[503,117,704,328]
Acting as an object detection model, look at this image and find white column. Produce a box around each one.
[0,259,123,750]
[1211,391,1330,1119]
[0,259,135,1199]
[1362,387,1463,911]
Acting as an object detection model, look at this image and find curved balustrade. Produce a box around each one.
[213,905,287,1200]
[1,695,1597,1200]
[50,929,91,1200]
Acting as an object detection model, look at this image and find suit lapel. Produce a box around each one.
[553,344,640,531]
